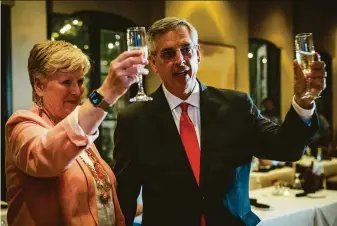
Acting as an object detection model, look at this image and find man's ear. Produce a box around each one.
[196,44,201,64]
[34,77,45,97]
[149,55,158,73]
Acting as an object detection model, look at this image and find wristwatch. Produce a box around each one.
[88,89,112,111]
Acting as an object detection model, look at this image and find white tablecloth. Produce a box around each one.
[1,201,8,226]
[250,158,337,190]
[134,187,337,225]
[250,187,337,226]
[250,167,295,190]
[319,158,337,177]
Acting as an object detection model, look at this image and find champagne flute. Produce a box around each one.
[127,27,153,102]
[295,33,321,99]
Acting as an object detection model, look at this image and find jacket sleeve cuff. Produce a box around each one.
[65,106,99,149]
[292,96,315,125]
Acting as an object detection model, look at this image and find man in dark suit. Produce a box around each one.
[113,17,326,226]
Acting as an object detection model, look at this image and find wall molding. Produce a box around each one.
[1,0,15,7]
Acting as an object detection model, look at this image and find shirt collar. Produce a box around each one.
[162,82,200,111]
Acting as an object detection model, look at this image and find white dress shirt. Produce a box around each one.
[162,83,201,147]
[162,83,315,149]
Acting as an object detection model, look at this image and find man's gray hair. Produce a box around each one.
[146,17,198,54]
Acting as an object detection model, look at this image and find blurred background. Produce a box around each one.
[2,0,337,213]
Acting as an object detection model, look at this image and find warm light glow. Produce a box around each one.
[51,32,59,38]
[115,41,120,46]
[108,43,114,49]
[175,2,228,42]
[262,58,267,64]
[72,20,79,25]
[115,34,120,40]
[84,45,89,50]
[60,24,71,34]
[248,53,254,58]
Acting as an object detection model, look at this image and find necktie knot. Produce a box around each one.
[180,102,189,113]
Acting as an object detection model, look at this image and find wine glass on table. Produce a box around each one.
[127,27,153,102]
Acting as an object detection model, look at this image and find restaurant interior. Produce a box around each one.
[1,0,337,225]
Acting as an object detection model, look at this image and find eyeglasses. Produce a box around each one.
[158,45,198,62]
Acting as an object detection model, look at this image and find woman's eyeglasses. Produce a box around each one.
[158,45,198,62]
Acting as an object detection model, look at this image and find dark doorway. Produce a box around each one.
[249,38,281,117]
[1,3,13,202]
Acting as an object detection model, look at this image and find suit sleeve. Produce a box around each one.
[113,112,142,226]
[245,94,319,161]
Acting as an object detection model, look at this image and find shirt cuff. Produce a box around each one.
[292,96,315,125]
[67,106,99,149]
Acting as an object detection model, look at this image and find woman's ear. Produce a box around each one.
[34,78,45,97]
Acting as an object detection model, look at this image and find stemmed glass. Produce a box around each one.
[293,173,302,189]
[295,33,321,99]
[126,27,153,102]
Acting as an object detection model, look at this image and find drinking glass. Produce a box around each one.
[293,173,302,189]
[295,33,321,99]
[127,27,153,102]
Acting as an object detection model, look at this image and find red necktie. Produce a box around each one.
[179,103,206,226]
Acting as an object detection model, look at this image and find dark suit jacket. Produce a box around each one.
[113,82,318,226]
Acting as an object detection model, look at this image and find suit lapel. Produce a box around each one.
[199,83,231,187]
[150,86,179,143]
[149,87,198,186]
[149,84,231,188]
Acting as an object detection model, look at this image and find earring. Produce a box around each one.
[37,96,44,111]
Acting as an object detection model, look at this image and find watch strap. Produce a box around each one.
[89,89,112,111]
[97,98,111,111]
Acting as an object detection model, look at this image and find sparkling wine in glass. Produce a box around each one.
[127,27,153,102]
[295,33,320,99]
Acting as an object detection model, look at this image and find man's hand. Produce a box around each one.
[294,54,326,109]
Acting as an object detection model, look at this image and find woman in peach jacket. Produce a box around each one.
[5,40,149,226]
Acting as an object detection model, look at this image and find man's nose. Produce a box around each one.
[174,48,185,65]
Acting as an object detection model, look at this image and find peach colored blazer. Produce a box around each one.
[5,104,125,226]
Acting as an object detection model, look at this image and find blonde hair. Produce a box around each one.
[28,40,91,103]
[146,17,198,54]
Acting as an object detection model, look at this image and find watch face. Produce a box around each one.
[89,90,103,105]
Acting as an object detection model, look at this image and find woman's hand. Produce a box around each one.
[99,50,149,105]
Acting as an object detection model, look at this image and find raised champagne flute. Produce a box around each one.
[127,27,153,102]
[295,33,321,99]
